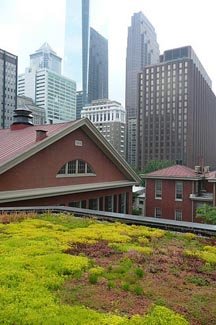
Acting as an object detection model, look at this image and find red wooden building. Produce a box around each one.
[0,112,140,213]
[143,165,216,222]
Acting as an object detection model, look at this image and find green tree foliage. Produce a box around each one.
[132,160,174,186]
[143,160,174,174]
[196,204,216,224]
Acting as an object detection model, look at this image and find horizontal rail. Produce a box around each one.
[0,206,216,236]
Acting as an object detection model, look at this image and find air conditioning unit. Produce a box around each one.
[204,166,210,173]
[195,166,202,173]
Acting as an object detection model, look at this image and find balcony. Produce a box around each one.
[190,192,213,202]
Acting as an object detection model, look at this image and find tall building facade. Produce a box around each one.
[81,99,126,157]
[88,28,108,104]
[0,49,17,129]
[64,0,90,105]
[17,95,45,125]
[18,44,76,124]
[137,46,216,170]
[125,12,160,167]
[76,90,84,119]
[30,42,62,74]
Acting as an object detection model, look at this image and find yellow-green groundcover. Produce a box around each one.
[0,214,193,325]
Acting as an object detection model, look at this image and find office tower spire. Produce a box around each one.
[30,42,62,74]
[125,12,160,167]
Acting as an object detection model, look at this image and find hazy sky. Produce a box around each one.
[1,0,216,104]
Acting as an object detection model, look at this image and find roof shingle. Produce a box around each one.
[145,165,199,178]
[0,121,77,166]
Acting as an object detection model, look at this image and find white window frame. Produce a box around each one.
[175,181,183,201]
[155,180,162,199]
[155,207,162,218]
[57,160,96,178]
[175,210,182,221]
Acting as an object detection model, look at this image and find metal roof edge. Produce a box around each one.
[142,175,201,181]
[0,180,136,203]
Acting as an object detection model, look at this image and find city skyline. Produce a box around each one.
[1,0,216,104]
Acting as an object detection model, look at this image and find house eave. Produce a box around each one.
[0,180,136,203]
[142,175,201,181]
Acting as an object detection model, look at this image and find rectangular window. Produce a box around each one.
[155,207,162,218]
[155,180,162,199]
[81,200,86,209]
[119,193,126,213]
[89,198,98,210]
[175,181,183,200]
[69,201,81,208]
[175,210,182,221]
[105,196,113,212]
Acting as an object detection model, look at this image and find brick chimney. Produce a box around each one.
[10,106,33,130]
[36,129,47,142]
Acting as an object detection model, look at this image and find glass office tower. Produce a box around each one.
[64,0,90,105]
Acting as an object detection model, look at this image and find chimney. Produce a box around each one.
[195,166,202,174]
[36,129,47,142]
[10,106,33,130]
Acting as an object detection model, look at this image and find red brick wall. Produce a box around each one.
[203,180,213,193]
[145,179,193,222]
[0,128,127,191]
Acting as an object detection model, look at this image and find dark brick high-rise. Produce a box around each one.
[137,46,216,169]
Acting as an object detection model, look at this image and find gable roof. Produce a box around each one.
[0,118,140,183]
[143,164,201,180]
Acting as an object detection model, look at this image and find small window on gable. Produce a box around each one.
[57,160,95,177]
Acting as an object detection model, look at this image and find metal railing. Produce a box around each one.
[0,206,216,236]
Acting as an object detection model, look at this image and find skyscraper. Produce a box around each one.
[0,48,17,129]
[82,0,90,105]
[125,12,160,167]
[88,27,108,103]
[18,44,76,124]
[30,42,62,74]
[137,46,216,169]
[64,0,90,105]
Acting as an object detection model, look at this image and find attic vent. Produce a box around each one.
[36,129,47,142]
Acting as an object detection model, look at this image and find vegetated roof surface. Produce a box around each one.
[0,212,215,325]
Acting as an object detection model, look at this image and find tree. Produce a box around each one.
[143,160,174,174]
[196,204,216,224]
